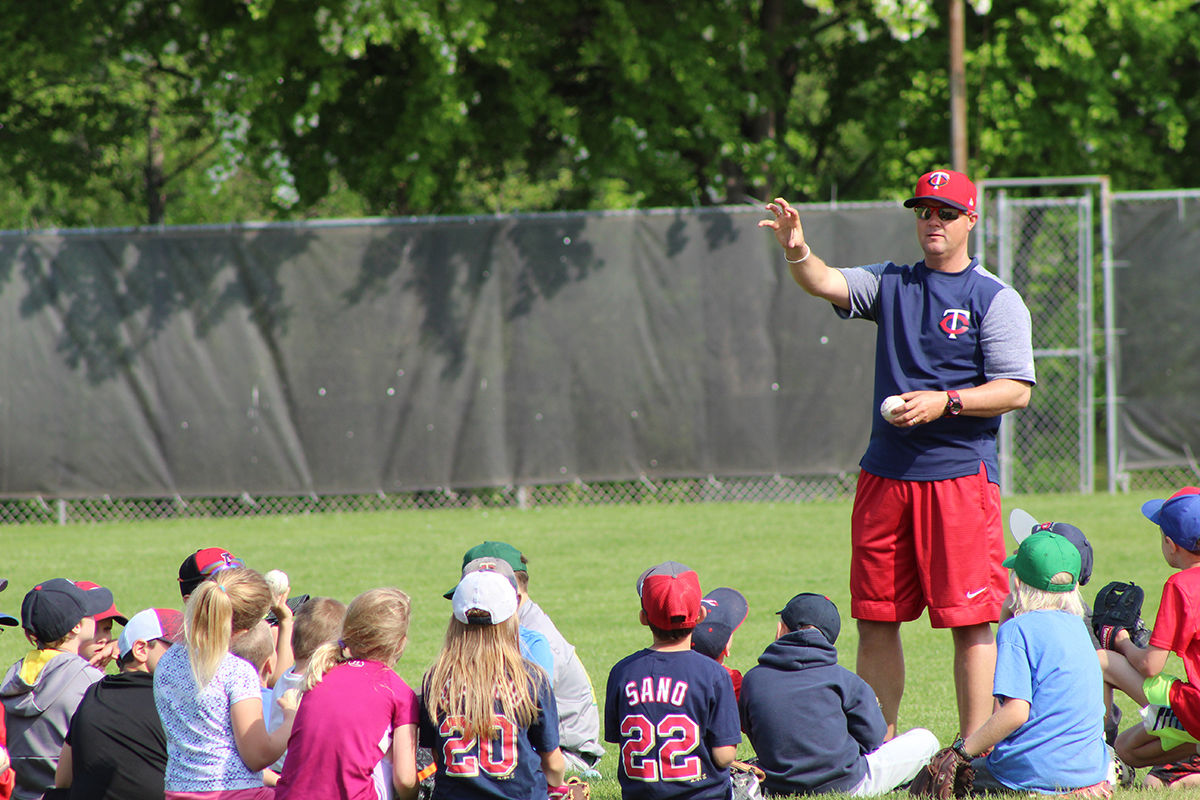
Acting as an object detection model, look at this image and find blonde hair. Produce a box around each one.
[291,597,347,662]
[305,588,410,691]
[1008,571,1085,617]
[423,615,545,742]
[231,619,275,675]
[183,568,272,688]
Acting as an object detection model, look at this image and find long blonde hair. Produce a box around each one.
[423,615,546,742]
[1008,571,1085,617]
[183,568,271,688]
[305,588,410,691]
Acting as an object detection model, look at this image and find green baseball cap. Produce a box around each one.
[1002,531,1081,592]
[461,541,525,573]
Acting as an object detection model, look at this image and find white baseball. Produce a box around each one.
[880,395,905,420]
[264,569,289,597]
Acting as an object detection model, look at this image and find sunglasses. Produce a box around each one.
[914,206,968,222]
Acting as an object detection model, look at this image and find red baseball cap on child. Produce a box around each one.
[74,580,128,625]
[637,561,702,630]
[903,169,978,214]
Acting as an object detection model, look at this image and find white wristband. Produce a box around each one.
[784,243,811,264]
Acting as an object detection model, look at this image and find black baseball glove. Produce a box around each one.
[1092,581,1146,650]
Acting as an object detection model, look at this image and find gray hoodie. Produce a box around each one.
[1,651,103,800]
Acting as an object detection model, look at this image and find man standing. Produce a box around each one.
[759,170,1035,738]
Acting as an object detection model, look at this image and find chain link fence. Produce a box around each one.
[0,474,862,525]
[5,186,1195,525]
[981,185,1095,495]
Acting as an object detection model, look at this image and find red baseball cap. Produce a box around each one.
[74,580,128,625]
[637,561,702,630]
[903,169,978,214]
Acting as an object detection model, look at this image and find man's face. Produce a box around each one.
[914,202,977,260]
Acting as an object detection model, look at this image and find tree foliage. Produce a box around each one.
[0,0,1196,228]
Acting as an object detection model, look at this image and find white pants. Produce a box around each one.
[850,728,941,797]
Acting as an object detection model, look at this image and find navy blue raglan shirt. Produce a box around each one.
[837,258,1036,483]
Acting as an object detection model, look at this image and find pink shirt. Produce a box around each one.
[275,659,418,800]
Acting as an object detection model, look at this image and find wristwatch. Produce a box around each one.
[944,390,963,417]
[951,736,970,760]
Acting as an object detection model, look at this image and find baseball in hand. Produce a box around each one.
[264,569,289,597]
[880,395,905,421]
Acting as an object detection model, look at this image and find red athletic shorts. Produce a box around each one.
[849,464,1007,628]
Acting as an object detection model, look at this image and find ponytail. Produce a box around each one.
[303,641,349,691]
[304,588,410,691]
[182,567,271,688]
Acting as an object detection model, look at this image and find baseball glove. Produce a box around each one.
[909,745,974,799]
[1092,581,1146,650]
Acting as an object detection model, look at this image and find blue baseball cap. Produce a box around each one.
[1143,487,1200,550]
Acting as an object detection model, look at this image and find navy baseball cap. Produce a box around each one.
[1143,487,1200,550]
[1027,522,1093,586]
[692,588,748,659]
[778,592,841,644]
[21,578,114,643]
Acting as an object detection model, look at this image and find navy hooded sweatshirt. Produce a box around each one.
[738,629,885,796]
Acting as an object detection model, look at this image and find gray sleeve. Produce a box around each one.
[834,263,887,321]
[981,287,1036,385]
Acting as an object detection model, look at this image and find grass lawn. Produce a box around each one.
[0,489,1189,797]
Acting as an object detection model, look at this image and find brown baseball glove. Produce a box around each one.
[909,744,974,799]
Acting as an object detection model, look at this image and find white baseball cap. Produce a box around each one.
[118,608,183,658]
[452,570,518,626]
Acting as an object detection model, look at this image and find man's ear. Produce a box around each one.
[131,639,152,664]
[696,606,708,623]
[639,608,649,628]
[776,620,788,641]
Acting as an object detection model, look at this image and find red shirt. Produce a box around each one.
[1149,567,1200,735]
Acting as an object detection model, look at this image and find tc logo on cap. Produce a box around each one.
[927,171,952,188]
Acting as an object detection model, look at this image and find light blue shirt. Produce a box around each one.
[987,610,1107,792]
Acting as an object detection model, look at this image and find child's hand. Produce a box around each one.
[277,688,303,714]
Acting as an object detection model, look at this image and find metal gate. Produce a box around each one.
[978,177,1113,495]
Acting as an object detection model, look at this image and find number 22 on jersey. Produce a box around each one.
[620,713,703,781]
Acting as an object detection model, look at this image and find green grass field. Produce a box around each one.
[1,490,1190,797]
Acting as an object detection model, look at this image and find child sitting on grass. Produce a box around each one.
[946,531,1109,795]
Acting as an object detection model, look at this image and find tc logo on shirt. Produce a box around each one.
[939,308,970,339]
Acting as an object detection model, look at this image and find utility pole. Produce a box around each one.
[949,0,967,173]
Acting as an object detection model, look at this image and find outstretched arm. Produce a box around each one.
[758,198,850,309]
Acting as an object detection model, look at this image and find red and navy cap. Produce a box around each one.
[637,561,703,631]
[1143,487,1200,550]
[903,169,978,214]
[178,547,243,598]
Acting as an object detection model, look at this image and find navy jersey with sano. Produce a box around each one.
[605,649,741,800]
[418,665,559,800]
[837,258,1035,483]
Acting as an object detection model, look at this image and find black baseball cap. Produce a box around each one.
[1031,522,1093,586]
[21,578,114,643]
[778,592,841,645]
[692,588,748,659]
